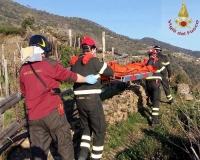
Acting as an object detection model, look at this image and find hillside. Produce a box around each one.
[1,0,200,84]
[1,1,200,160]
[140,37,200,57]
[1,0,199,57]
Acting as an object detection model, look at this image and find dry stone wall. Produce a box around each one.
[102,82,147,125]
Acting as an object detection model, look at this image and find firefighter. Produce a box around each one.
[70,36,114,160]
[145,49,165,125]
[154,45,174,105]
[19,34,98,160]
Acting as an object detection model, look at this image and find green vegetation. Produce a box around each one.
[21,15,35,29]
[4,109,13,127]
[0,26,20,35]
[106,113,147,149]
[103,94,200,160]
[60,45,81,68]
[4,99,26,128]
[0,1,200,159]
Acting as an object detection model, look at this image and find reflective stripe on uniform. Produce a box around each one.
[167,94,173,100]
[81,135,91,141]
[152,112,159,115]
[99,62,107,74]
[94,74,100,78]
[80,142,90,148]
[74,89,101,95]
[93,63,107,78]
[91,153,103,159]
[152,108,159,111]
[168,97,173,100]
[152,107,159,116]
[162,62,170,66]
[92,146,104,151]
[155,66,165,73]
[146,76,162,80]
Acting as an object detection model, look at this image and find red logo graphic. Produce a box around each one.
[168,2,198,36]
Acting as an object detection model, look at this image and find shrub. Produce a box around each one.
[0,26,20,35]
[60,45,81,68]
[21,15,35,29]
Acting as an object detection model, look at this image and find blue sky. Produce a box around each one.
[14,0,200,51]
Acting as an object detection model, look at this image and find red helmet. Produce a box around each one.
[148,49,157,55]
[81,36,96,48]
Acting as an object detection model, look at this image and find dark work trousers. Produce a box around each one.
[28,109,74,160]
[161,76,173,101]
[146,80,161,124]
[76,94,106,160]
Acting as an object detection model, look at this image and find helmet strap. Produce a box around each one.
[44,52,50,58]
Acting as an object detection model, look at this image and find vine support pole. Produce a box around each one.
[102,31,105,61]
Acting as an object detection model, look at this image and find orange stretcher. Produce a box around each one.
[101,61,156,82]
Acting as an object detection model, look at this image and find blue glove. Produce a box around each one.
[86,74,98,84]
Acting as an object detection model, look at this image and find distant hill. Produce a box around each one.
[140,37,200,58]
[1,0,200,83]
[0,0,145,55]
[1,0,199,57]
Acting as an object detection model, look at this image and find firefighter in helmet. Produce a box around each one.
[19,34,98,160]
[154,45,174,105]
[70,36,114,160]
[145,49,165,125]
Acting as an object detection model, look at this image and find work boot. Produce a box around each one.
[77,148,90,160]
[169,98,174,105]
[78,153,89,160]
[151,116,159,126]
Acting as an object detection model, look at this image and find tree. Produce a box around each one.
[21,15,35,29]
[60,45,81,68]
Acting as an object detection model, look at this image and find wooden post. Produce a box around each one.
[2,44,5,76]
[13,51,20,121]
[0,45,3,97]
[78,37,80,49]
[102,31,105,61]
[16,42,21,57]
[112,47,114,61]
[13,52,17,92]
[0,98,5,130]
[1,59,8,160]
[69,29,72,47]
[4,59,8,96]
[52,37,54,57]
[0,64,2,97]
[55,40,58,61]
[74,36,76,49]
[0,97,5,160]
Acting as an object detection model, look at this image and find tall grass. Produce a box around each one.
[104,94,200,160]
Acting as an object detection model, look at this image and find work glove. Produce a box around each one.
[86,74,98,84]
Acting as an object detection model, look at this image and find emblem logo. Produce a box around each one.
[174,2,192,28]
[168,2,198,36]
[38,39,46,47]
